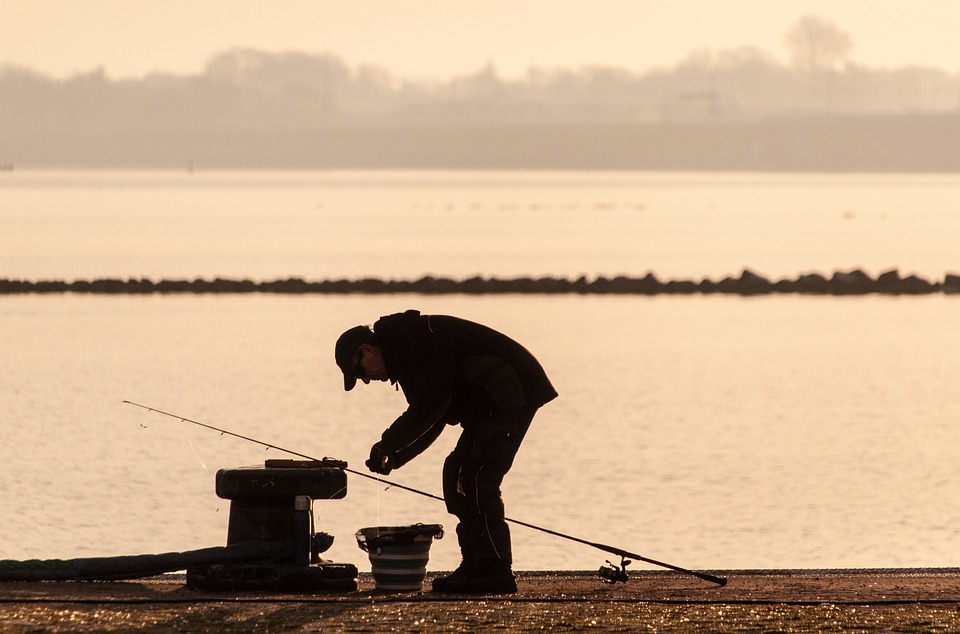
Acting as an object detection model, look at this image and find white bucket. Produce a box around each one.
[355,524,444,591]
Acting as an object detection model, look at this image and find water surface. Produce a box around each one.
[1,293,957,572]
[1,171,958,572]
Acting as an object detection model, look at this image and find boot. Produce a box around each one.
[434,561,517,595]
[431,562,475,592]
[432,523,476,592]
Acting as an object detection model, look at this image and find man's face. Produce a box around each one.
[354,343,388,384]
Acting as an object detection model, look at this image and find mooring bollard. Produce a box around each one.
[186,459,359,592]
[214,459,347,554]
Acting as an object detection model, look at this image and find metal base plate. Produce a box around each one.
[186,562,359,592]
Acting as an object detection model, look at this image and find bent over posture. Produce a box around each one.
[335,310,557,594]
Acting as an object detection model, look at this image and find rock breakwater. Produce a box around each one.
[3,269,959,296]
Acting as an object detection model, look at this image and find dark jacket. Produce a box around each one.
[372,310,557,467]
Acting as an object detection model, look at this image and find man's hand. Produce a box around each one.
[366,442,394,475]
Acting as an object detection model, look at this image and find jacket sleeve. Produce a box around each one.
[378,331,457,467]
[387,415,447,469]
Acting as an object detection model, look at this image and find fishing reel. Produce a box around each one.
[598,555,631,584]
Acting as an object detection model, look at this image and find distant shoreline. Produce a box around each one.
[5,116,960,172]
[2,269,958,296]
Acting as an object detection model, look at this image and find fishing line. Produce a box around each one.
[375,468,381,529]
[135,408,218,512]
[179,419,209,472]
[122,400,726,586]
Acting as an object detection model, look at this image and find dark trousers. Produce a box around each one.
[441,405,537,570]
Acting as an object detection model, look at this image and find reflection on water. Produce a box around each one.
[1,293,957,572]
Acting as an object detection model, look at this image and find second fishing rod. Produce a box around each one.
[123,400,727,586]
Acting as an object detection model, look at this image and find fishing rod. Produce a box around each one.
[122,400,727,587]
[122,400,443,504]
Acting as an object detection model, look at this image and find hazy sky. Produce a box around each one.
[3,0,959,80]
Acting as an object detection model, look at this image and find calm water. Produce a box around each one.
[1,171,958,573]
[2,170,960,281]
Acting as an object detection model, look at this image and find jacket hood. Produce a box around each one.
[372,309,421,342]
[372,310,421,382]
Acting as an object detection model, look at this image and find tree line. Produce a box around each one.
[2,42,958,134]
[1,16,957,169]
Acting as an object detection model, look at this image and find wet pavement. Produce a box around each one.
[1,569,959,632]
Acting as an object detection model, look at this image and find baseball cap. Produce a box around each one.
[335,325,373,391]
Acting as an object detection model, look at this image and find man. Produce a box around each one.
[335,309,557,594]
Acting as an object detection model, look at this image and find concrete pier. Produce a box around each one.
[1,569,958,632]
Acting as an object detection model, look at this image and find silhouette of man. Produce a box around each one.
[335,310,557,594]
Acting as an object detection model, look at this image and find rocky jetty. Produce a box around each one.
[2,269,958,296]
